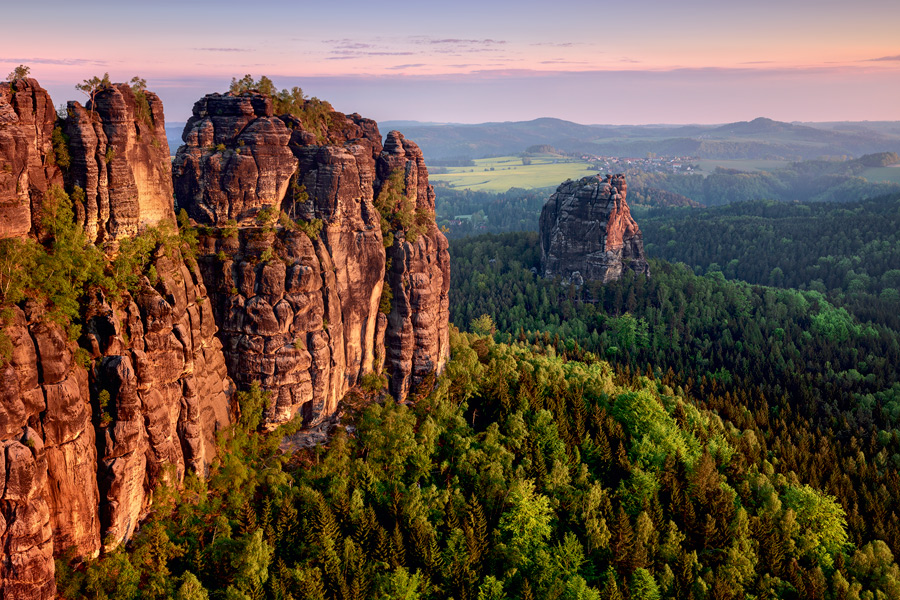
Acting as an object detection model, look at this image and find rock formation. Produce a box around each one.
[0,78,63,239]
[0,80,449,598]
[174,91,449,427]
[540,174,650,284]
[65,83,175,243]
[0,79,232,599]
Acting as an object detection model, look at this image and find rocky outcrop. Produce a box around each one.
[83,248,232,549]
[540,174,650,284]
[1,80,232,599]
[65,83,175,243]
[0,78,63,239]
[175,92,449,427]
[0,81,450,598]
[379,132,450,400]
[0,306,93,600]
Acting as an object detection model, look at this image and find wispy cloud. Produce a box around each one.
[540,59,589,65]
[740,60,775,64]
[1,57,107,66]
[325,40,375,50]
[424,38,506,45]
[531,42,578,48]
[195,47,249,53]
[865,54,900,62]
[386,63,426,70]
[330,50,415,57]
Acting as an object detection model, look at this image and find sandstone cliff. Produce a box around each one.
[0,78,63,239]
[65,83,175,243]
[540,174,650,285]
[174,91,449,427]
[0,79,231,599]
[0,80,450,598]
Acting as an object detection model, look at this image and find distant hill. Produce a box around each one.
[386,117,900,162]
[165,122,186,155]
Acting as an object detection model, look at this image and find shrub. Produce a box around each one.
[74,347,92,369]
[379,283,393,314]
[359,372,387,394]
[51,126,71,171]
[295,218,323,240]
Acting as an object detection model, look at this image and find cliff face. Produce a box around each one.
[174,92,449,427]
[379,132,450,400]
[0,78,63,239]
[540,174,650,284]
[0,80,232,599]
[65,83,175,243]
[0,81,449,598]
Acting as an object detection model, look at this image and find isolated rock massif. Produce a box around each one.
[1,80,449,598]
[174,91,449,427]
[540,174,650,284]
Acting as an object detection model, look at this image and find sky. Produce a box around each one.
[2,0,899,125]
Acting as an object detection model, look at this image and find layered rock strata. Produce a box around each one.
[65,83,175,243]
[0,80,232,599]
[0,78,63,239]
[540,174,650,284]
[175,92,449,426]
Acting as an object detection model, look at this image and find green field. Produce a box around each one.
[862,165,900,184]
[430,155,596,192]
[695,158,790,174]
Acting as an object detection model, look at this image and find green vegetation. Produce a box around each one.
[75,73,112,114]
[430,155,595,192]
[51,126,72,172]
[129,76,152,124]
[640,193,900,330]
[375,168,432,246]
[626,154,900,207]
[6,64,30,81]
[0,188,197,339]
[56,328,900,599]
[229,74,334,143]
[450,228,900,557]
[694,158,790,174]
[435,186,548,238]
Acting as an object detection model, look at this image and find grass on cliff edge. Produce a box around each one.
[429,155,595,192]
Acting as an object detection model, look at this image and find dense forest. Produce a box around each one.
[640,193,900,330]
[57,328,900,600]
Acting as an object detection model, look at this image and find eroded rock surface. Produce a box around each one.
[540,174,650,284]
[65,83,175,243]
[175,92,449,426]
[1,80,232,599]
[0,78,63,239]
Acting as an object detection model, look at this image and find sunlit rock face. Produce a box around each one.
[540,174,650,284]
[0,78,62,240]
[0,79,232,600]
[174,92,449,427]
[65,83,175,243]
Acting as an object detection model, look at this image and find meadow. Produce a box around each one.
[429,155,596,192]
[862,165,900,184]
